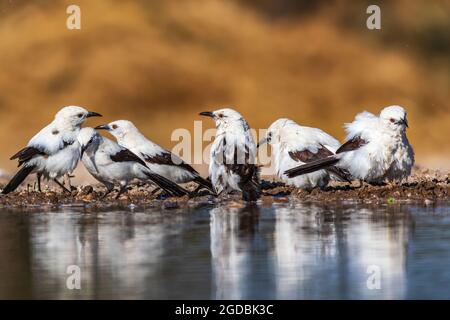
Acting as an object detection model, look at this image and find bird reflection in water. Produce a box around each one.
[210,204,260,299]
[272,203,409,299]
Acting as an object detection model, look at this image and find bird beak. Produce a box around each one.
[257,137,268,148]
[199,111,215,118]
[80,145,87,158]
[95,124,110,131]
[80,138,94,158]
[87,111,102,118]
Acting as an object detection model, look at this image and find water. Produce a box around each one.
[0,202,449,299]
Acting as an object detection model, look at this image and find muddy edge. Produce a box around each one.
[0,169,448,208]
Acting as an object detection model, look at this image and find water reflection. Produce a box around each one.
[29,211,191,299]
[0,203,449,299]
[210,205,260,299]
[272,204,409,299]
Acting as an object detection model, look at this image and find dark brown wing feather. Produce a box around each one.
[289,144,334,163]
[223,144,253,178]
[223,144,260,201]
[142,152,199,175]
[336,136,367,154]
[142,151,213,192]
[110,149,147,167]
[10,146,47,167]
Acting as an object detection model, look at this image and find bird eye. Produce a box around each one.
[390,118,396,123]
[77,113,83,118]
[218,114,224,118]
[112,124,118,129]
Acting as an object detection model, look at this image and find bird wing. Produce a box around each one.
[336,136,368,154]
[286,140,353,181]
[291,125,340,149]
[281,123,341,155]
[141,149,213,192]
[11,138,77,169]
[141,151,199,175]
[27,122,77,155]
[10,146,47,167]
[223,146,260,201]
[110,148,147,167]
[221,138,260,188]
[288,144,334,163]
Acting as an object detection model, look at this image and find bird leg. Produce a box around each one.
[53,178,72,194]
[37,173,42,192]
[64,173,76,191]
[100,188,114,200]
[115,185,127,200]
[355,179,364,188]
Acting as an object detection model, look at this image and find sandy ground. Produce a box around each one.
[0,168,448,209]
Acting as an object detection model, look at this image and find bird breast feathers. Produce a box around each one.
[212,134,256,165]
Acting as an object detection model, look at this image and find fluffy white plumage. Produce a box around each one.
[261,118,344,189]
[2,106,102,194]
[200,108,260,201]
[95,120,213,192]
[78,128,141,194]
[339,105,414,182]
[286,105,415,183]
[77,127,188,197]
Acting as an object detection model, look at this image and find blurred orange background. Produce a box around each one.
[0,0,448,180]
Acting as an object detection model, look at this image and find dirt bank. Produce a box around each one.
[266,170,450,205]
[0,170,449,209]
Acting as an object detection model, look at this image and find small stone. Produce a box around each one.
[78,185,94,196]
[80,194,94,202]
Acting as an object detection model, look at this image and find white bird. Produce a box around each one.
[199,108,261,201]
[285,105,415,184]
[2,106,102,194]
[258,118,351,190]
[94,120,214,194]
[77,127,189,198]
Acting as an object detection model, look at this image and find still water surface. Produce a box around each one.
[0,202,449,299]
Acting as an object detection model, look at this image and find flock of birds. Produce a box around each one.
[0,105,414,201]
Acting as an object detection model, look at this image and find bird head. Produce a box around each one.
[380,105,409,131]
[199,107,244,128]
[258,118,294,147]
[77,127,100,157]
[95,120,137,141]
[55,106,102,129]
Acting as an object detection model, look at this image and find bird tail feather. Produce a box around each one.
[193,176,215,194]
[240,166,261,202]
[326,166,353,183]
[144,171,189,197]
[2,165,35,194]
[285,156,340,178]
